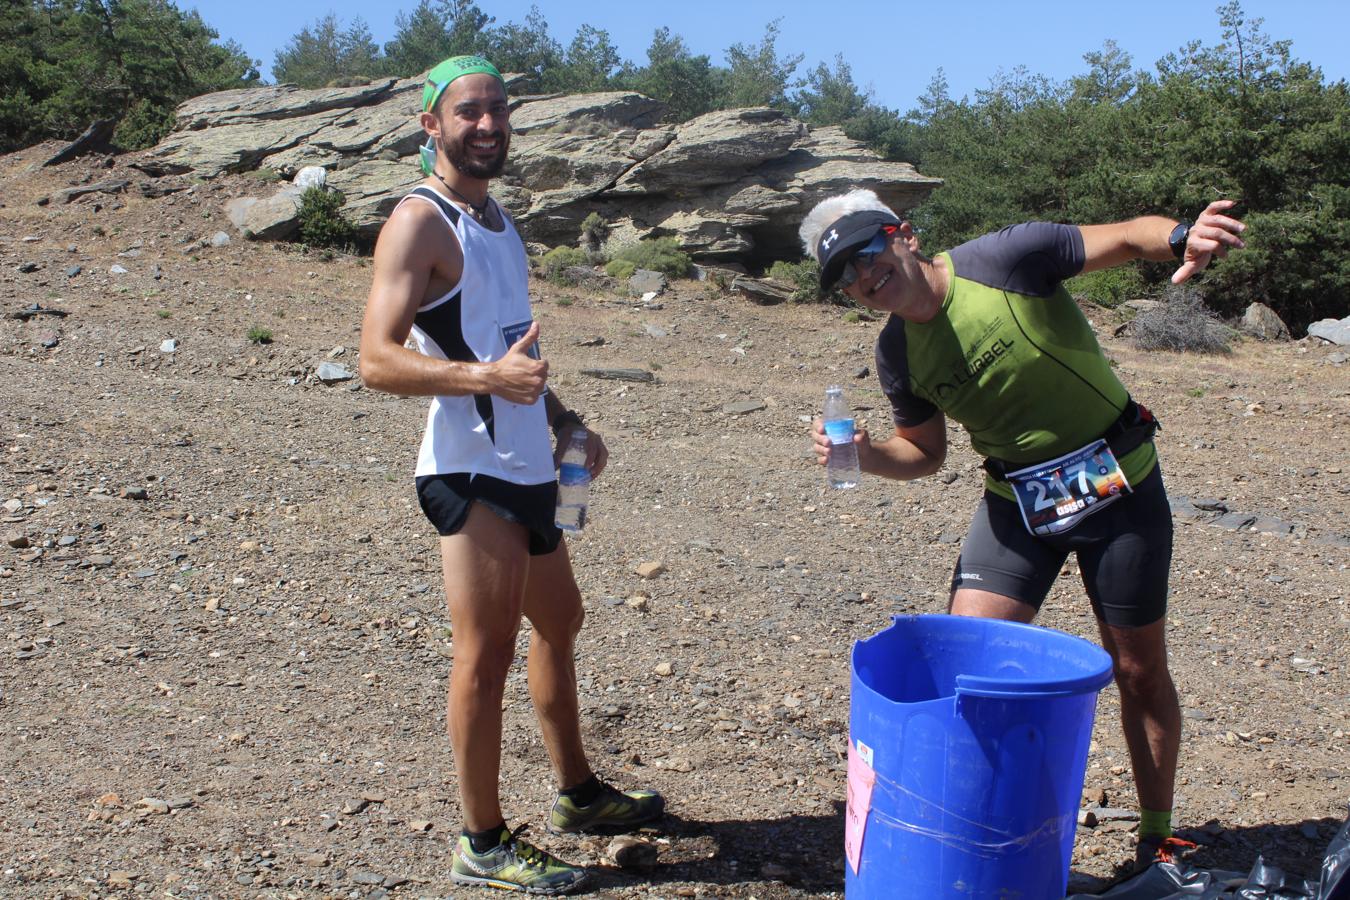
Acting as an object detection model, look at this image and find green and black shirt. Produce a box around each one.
[875,222,1157,500]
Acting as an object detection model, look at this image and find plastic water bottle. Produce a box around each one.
[823,385,860,489]
[555,429,590,531]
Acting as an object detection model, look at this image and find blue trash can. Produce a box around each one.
[846,615,1114,899]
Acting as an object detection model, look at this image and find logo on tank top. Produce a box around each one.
[933,337,1015,400]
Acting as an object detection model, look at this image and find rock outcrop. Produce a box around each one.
[137,76,941,267]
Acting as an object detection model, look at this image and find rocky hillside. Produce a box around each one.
[132,76,940,266]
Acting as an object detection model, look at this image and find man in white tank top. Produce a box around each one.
[359,56,663,895]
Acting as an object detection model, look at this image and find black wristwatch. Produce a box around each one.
[1168,220,1191,260]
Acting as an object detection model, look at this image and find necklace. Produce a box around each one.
[431,170,490,219]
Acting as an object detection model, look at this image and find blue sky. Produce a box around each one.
[187,0,1348,111]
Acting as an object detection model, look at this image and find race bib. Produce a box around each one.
[1007,439,1131,536]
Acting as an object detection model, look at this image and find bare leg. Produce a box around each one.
[949,587,1038,623]
[440,504,531,832]
[1096,618,1180,814]
[522,539,591,789]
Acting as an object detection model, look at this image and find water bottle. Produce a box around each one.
[823,385,860,489]
[555,429,590,531]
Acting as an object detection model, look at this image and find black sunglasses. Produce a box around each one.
[836,225,898,290]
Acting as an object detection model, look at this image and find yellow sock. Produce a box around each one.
[1139,808,1172,839]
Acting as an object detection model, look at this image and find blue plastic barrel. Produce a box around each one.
[846,615,1114,899]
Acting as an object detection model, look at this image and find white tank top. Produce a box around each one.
[396,186,553,484]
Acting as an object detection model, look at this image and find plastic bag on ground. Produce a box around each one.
[1066,809,1350,899]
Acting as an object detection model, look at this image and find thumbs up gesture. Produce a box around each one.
[491,321,548,404]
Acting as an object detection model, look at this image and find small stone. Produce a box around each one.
[109,264,128,275]
[209,231,231,248]
[235,873,254,885]
[852,366,869,379]
[204,597,221,611]
[135,797,170,815]
[107,871,135,886]
[3,499,22,513]
[654,662,673,677]
[723,399,766,416]
[316,361,355,383]
[636,561,666,579]
[576,336,605,347]
[644,324,667,338]
[227,731,248,744]
[4,532,29,549]
[65,265,82,278]
[96,792,122,808]
[625,595,649,611]
[607,836,658,870]
[342,798,370,815]
[160,338,177,353]
[408,819,433,832]
[120,486,148,500]
[239,540,261,553]
[1077,809,1098,827]
[299,852,329,867]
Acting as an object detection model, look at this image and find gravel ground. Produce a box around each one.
[1,146,1347,898]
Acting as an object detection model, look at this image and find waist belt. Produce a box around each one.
[983,399,1160,483]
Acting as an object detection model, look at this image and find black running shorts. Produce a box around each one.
[415,472,562,557]
[949,467,1173,628]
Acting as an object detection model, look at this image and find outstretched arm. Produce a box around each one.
[1079,199,1246,284]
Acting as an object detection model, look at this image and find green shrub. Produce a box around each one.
[113,99,177,151]
[246,326,273,344]
[536,246,590,284]
[297,187,358,249]
[608,237,690,280]
[1065,266,1146,309]
[1131,286,1232,354]
[767,258,851,306]
[579,212,608,251]
[604,258,637,280]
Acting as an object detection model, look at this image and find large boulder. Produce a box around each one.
[1308,316,1350,345]
[139,77,942,267]
[508,92,665,135]
[1240,302,1290,341]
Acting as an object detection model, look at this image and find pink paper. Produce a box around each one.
[844,741,877,875]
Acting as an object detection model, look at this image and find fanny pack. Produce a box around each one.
[982,399,1160,483]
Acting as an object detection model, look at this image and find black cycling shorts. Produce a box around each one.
[415,472,562,557]
[950,467,1173,628]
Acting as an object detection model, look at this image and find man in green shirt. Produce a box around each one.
[802,190,1245,871]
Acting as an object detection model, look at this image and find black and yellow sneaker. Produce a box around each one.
[548,780,665,834]
[449,824,588,895]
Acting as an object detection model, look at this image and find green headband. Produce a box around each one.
[422,55,504,113]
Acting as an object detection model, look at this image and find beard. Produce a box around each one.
[441,130,510,180]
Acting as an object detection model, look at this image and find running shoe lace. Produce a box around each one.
[505,824,551,869]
